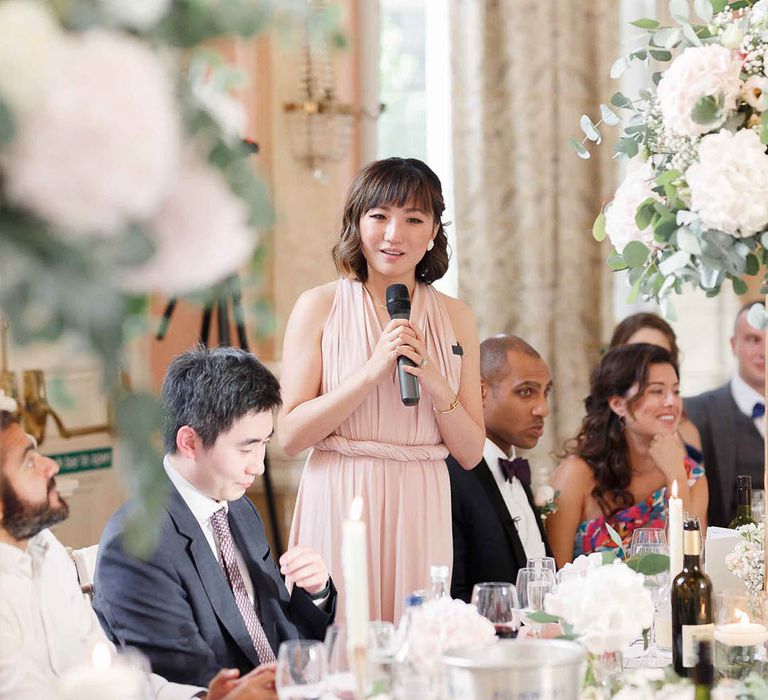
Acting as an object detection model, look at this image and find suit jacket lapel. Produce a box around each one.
[167,488,261,668]
[473,459,528,568]
[712,386,738,499]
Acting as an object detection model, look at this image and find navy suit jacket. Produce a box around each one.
[93,477,336,687]
[448,455,552,603]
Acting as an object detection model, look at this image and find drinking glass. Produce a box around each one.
[515,567,555,611]
[629,527,667,557]
[324,625,355,700]
[752,489,765,523]
[276,640,327,700]
[471,582,520,638]
[628,542,670,668]
[368,621,396,694]
[526,556,557,577]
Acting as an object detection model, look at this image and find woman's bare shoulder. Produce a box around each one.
[436,290,477,331]
[290,280,338,317]
[552,455,595,488]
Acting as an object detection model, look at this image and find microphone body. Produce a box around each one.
[386,284,420,406]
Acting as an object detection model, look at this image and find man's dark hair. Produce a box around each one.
[161,345,282,454]
[480,334,541,386]
[0,410,19,470]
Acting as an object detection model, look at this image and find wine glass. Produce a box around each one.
[276,640,327,700]
[471,582,519,638]
[629,527,667,556]
[752,489,766,523]
[628,542,670,668]
[526,556,557,578]
[515,567,555,610]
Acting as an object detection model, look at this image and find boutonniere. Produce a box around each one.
[534,485,559,521]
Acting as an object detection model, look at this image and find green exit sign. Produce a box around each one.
[49,447,112,474]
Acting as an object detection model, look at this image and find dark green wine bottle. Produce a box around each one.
[671,520,713,678]
[728,475,756,529]
[692,639,713,700]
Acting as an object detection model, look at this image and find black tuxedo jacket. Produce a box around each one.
[93,476,336,687]
[447,454,552,603]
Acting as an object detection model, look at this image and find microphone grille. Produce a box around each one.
[385,284,410,316]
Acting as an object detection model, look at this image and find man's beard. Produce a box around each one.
[1,478,69,540]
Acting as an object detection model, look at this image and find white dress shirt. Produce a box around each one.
[483,438,546,559]
[0,529,204,700]
[163,457,258,607]
[730,373,766,439]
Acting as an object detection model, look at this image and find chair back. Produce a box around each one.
[72,544,99,598]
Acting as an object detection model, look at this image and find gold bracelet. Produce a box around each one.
[433,394,460,414]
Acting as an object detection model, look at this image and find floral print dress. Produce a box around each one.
[573,453,705,559]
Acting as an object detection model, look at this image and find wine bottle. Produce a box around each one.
[728,475,756,528]
[671,519,713,677]
[692,639,713,700]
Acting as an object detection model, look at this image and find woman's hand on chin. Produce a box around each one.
[648,432,687,484]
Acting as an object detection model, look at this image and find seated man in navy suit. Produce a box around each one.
[94,346,336,688]
[448,334,553,602]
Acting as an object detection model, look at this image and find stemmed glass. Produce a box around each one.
[526,556,557,578]
[629,541,671,668]
[629,527,667,554]
[471,582,520,638]
[276,640,327,700]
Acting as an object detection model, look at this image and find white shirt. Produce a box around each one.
[0,529,204,700]
[163,457,258,607]
[730,373,765,439]
[483,438,546,559]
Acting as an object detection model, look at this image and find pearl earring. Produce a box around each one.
[426,240,434,251]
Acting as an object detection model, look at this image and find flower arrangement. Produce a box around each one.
[572,0,768,319]
[405,597,495,674]
[725,522,766,594]
[0,0,334,551]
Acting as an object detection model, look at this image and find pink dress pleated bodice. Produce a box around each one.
[288,278,462,623]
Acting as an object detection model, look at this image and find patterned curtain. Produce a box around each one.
[450,0,619,476]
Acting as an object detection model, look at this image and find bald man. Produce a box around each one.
[447,335,553,602]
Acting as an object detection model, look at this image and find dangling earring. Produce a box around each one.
[426,239,434,252]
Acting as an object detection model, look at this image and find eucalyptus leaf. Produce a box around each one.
[610,91,632,109]
[568,137,591,159]
[681,21,703,46]
[601,551,618,565]
[635,199,656,231]
[610,57,630,79]
[660,294,678,320]
[677,227,703,255]
[593,212,607,242]
[659,250,691,275]
[580,115,601,143]
[615,138,639,158]
[600,104,620,126]
[746,253,760,276]
[649,48,672,62]
[527,611,561,624]
[711,0,728,11]
[631,18,660,30]
[655,27,681,50]
[605,522,625,556]
[694,0,713,22]
[623,240,650,267]
[732,277,748,295]
[625,552,670,576]
[691,94,722,126]
[669,0,690,22]
[747,302,768,330]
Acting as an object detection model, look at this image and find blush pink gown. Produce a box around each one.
[288,278,462,623]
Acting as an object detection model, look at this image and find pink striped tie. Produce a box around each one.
[210,507,277,664]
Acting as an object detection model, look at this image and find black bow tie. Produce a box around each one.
[498,457,531,487]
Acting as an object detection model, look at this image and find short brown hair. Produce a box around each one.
[609,312,680,366]
[331,158,450,284]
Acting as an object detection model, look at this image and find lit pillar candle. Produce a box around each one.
[342,497,370,649]
[669,479,683,577]
[714,610,768,647]
[60,643,144,700]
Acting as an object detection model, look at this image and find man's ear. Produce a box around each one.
[175,426,199,459]
[480,379,489,406]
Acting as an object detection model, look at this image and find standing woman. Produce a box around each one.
[279,158,484,623]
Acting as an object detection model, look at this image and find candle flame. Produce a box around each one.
[349,496,363,521]
[736,608,750,625]
[91,642,112,670]
[671,479,678,498]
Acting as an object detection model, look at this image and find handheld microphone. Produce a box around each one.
[386,284,420,406]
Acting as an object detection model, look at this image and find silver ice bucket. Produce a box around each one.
[442,639,586,700]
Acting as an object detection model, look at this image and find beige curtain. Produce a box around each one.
[450,0,618,475]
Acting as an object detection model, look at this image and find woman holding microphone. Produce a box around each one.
[279,158,484,622]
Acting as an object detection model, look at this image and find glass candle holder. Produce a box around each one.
[713,592,768,681]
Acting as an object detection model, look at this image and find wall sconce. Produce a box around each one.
[283,0,384,177]
[1,318,112,446]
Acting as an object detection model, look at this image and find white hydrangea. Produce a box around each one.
[604,158,658,253]
[686,129,768,238]
[0,0,63,114]
[725,522,765,593]
[657,45,742,137]
[1,30,181,237]
[545,561,653,654]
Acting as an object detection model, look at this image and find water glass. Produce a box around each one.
[629,542,670,668]
[471,582,519,638]
[526,556,556,577]
[368,621,396,694]
[515,567,555,611]
[276,640,326,700]
[752,489,765,523]
[629,527,667,557]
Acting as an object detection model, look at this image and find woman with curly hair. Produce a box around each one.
[547,343,708,566]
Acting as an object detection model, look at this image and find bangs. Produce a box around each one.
[362,169,436,216]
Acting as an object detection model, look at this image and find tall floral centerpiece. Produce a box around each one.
[0,0,329,550]
[574,0,768,589]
